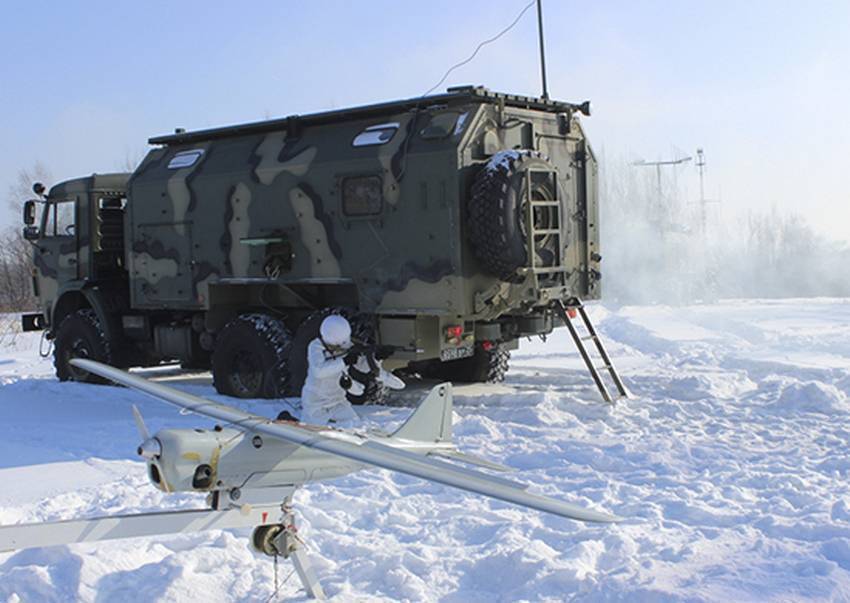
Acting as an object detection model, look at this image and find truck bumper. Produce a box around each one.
[21,313,46,332]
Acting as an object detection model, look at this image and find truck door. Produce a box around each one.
[33,196,79,321]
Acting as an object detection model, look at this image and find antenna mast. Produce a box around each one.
[536,0,549,100]
[693,148,720,235]
[633,156,693,201]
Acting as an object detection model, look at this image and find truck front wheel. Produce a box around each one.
[54,309,112,383]
[212,314,292,399]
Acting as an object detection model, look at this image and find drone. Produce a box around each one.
[0,359,620,599]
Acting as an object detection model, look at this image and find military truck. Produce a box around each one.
[21,85,600,402]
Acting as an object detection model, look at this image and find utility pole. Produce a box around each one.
[693,148,720,236]
[632,154,693,304]
[536,0,549,100]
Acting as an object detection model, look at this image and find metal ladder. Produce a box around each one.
[524,169,568,289]
[554,300,629,404]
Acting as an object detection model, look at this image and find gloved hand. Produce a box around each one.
[339,371,364,395]
[339,373,353,390]
[343,350,359,366]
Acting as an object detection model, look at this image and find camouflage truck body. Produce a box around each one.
[23,86,600,397]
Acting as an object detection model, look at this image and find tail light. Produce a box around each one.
[445,325,463,344]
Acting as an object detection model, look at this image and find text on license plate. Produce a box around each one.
[440,345,474,361]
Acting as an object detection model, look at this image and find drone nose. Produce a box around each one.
[138,437,162,460]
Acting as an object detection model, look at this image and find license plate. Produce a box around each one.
[440,345,473,361]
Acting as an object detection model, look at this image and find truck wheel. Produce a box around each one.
[287,309,389,405]
[468,150,560,281]
[54,309,112,383]
[212,314,291,399]
[413,343,510,384]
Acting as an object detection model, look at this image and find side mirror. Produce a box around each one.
[23,200,37,225]
[23,225,40,241]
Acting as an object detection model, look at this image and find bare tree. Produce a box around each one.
[119,149,144,173]
[599,152,850,303]
[0,163,51,313]
[0,228,36,312]
[6,161,51,214]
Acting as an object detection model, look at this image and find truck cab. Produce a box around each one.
[22,175,131,358]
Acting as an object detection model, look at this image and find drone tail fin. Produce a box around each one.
[392,382,453,443]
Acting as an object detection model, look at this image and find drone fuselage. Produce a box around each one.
[147,424,454,498]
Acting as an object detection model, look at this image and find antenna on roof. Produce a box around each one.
[536,0,549,100]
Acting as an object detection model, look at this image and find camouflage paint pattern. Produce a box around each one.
[227,182,252,277]
[33,88,600,358]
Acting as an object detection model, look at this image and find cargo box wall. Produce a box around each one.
[126,108,472,314]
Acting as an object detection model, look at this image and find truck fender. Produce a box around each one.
[81,288,123,347]
[52,288,121,347]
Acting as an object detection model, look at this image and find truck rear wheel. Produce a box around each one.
[54,309,112,383]
[212,314,291,399]
[412,343,510,384]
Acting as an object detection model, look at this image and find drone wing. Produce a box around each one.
[72,359,621,524]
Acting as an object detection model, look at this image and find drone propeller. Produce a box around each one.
[132,404,151,440]
[130,404,169,492]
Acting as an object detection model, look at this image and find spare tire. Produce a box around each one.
[468,150,562,281]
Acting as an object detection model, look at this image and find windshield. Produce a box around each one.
[41,199,76,237]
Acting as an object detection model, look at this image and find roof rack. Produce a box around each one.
[148,86,590,146]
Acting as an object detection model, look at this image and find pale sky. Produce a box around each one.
[1,0,848,241]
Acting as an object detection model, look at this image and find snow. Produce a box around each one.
[485,150,522,172]
[1,299,850,601]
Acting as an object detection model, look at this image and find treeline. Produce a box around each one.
[0,229,35,312]
[0,164,46,313]
[599,154,850,304]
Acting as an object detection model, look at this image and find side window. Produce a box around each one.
[168,149,204,169]
[420,111,463,140]
[44,200,76,236]
[352,123,399,147]
[342,175,383,216]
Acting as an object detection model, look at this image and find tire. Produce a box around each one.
[468,150,561,281]
[411,343,510,384]
[54,309,112,383]
[212,314,291,399]
[287,308,389,405]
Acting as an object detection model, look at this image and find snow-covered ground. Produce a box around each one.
[1,299,849,602]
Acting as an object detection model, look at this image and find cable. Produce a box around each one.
[398,0,536,183]
[421,0,536,97]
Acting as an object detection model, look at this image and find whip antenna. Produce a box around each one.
[536,0,549,100]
